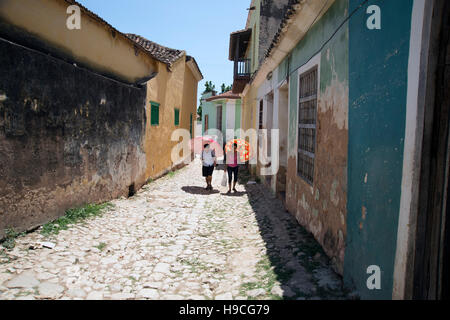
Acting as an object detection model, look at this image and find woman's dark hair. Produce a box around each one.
[233,143,238,149]
[204,143,210,148]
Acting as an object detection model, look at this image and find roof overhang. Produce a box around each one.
[206,92,240,102]
[229,28,252,61]
[186,56,204,82]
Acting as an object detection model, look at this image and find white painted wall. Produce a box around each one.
[226,100,236,132]
[393,0,429,300]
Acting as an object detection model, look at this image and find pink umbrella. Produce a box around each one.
[190,136,224,157]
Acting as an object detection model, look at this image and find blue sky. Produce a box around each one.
[77,0,250,105]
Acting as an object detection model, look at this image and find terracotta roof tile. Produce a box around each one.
[250,0,302,82]
[206,90,240,102]
[63,1,171,66]
[126,34,185,69]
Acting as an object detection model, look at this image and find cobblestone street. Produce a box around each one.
[0,160,347,300]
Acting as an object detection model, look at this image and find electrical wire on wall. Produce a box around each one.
[284,0,371,83]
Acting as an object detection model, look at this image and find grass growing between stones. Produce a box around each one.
[167,170,179,178]
[237,255,284,300]
[40,203,115,237]
[178,257,208,274]
[95,242,107,251]
[0,228,26,250]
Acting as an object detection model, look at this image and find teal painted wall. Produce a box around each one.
[287,0,349,157]
[282,0,349,274]
[202,95,242,140]
[345,0,413,299]
[202,98,216,134]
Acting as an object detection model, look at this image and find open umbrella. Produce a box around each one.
[225,139,252,162]
[189,136,224,157]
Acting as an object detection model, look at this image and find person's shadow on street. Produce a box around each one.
[181,186,220,195]
[220,191,246,197]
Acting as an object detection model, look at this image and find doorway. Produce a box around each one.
[413,0,449,300]
[276,84,289,201]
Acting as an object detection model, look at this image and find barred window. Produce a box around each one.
[298,66,318,184]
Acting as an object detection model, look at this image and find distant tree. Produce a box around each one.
[221,83,232,93]
[197,102,202,119]
[203,81,216,94]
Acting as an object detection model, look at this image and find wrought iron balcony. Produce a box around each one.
[234,58,251,78]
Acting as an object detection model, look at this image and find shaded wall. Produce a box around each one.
[0,38,147,238]
[285,0,349,275]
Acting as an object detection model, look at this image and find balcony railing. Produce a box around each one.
[234,58,251,78]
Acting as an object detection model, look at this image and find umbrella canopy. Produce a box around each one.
[190,136,224,157]
[225,139,252,162]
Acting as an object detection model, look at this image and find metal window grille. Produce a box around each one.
[298,66,318,184]
[205,115,209,131]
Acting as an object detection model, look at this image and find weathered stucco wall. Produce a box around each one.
[241,85,258,176]
[345,0,413,299]
[259,0,291,68]
[247,0,261,74]
[181,66,198,137]
[0,0,156,84]
[145,57,199,180]
[0,39,147,239]
[285,0,349,275]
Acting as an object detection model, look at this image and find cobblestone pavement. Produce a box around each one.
[0,159,348,300]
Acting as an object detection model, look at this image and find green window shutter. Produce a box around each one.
[174,108,180,126]
[189,113,193,136]
[150,102,160,126]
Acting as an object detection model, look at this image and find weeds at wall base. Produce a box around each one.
[40,202,115,237]
[0,228,26,251]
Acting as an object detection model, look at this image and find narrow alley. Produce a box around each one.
[0,160,346,300]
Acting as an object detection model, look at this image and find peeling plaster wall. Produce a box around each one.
[0,39,147,239]
[285,0,349,275]
[259,0,291,67]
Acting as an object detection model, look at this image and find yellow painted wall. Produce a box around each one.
[181,65,198,137]
[0,0,156,83]
[241,85,258,175]
[145,58,199,180]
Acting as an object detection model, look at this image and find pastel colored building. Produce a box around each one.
[0,0,203,240]
[127,35,203,180]
[230,0,450,299]
[201,90,242,144]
